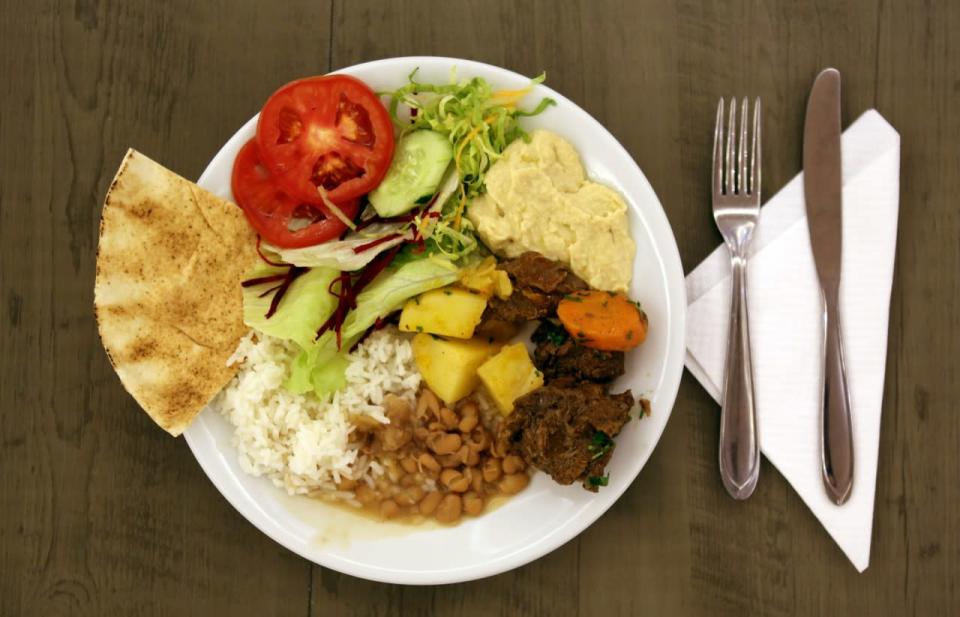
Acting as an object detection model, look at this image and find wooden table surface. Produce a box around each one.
[2,1,957,615]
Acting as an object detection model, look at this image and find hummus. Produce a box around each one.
[468,130,635,292]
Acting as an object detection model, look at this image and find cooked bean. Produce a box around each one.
[499,473,529,495]
[395,486,425,507]
[336,477,358,491]
[438,453,461,468]
[470,468,484,493]
[463,492,484,516]
[355,483,377,504]
[428,421,445,431]
[379,499,400,519]
[400,456,418,474]
[400,474,419,487]
[413,426,430,442]
[440,469,462,488]
[469,428,490,451]
[482,457,502,483]
[418,452,441,472]
[435,494,463,524]
[385,461,404,483]
[502,455,525,474]
[459,401,479,418]
[427,431,461,455]
[384,394,411,423]
[380,426,412,452]
[458,414,478,433]
[416,388,440,418]
[419,491,443,515]
[439,407,459,430]
[450,476,470,493]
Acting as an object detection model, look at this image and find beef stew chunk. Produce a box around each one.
[497,380,634,491]
[531,320,624,382]
[479,252,588,330]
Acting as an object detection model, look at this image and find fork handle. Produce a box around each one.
[719,253,760,500]
[820,286,854,504]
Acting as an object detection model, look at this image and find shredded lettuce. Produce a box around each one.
[242,265,339,349]
[284,256,460,396]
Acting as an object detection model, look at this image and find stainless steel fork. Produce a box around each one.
[712,97,762,500]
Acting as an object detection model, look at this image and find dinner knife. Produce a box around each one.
[803,68,854,505]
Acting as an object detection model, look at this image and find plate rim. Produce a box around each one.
[184,55,687,585]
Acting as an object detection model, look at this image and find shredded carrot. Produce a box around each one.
[491,86,533,103]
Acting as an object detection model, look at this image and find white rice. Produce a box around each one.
[214,327,421,496]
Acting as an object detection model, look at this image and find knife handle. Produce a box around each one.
[719,254,761,500]
[821,288,854,504]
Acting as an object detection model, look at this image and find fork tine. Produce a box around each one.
[725,98,736,195]
[751,97,761,197]
[738,98,748,194]
[713,98,724,197]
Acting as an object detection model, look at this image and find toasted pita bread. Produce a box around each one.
[95,149,257,436]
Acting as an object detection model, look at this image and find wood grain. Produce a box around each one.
[1,0,957,615]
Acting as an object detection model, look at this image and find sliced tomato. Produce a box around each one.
[255,75,395,204]
[231,139,359,248]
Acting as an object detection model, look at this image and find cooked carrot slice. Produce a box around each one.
[556,290,648,351]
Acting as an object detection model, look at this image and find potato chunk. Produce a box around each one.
[412,333,498,405]
[399,287,487,339]
[459,256,513,299]
[477,343,544,415]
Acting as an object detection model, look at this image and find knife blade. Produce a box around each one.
[803,68,854,505]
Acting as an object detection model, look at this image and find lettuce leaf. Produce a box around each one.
[242,265,339,349]
[283,256,460,396]
[265,222,407,271]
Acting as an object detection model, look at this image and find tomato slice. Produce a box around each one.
[255,75,395,204]
[231,139,359,248]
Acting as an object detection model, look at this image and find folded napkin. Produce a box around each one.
[685,110,900,572]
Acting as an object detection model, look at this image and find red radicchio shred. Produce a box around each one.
[264,266,308,318]
[257,283,283,298]
[255,236,287,267]
[241,272,288,288]
[355,212,417,231]
[352,233,402,254]
[315,244,403,349]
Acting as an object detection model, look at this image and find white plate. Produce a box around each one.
[184,56,686,585]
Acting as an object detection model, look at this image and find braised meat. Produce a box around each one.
[479,252,588,330]
[531,320,624,382]
[497,380,634,491]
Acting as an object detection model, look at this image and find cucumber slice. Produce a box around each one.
[369,130,453,217]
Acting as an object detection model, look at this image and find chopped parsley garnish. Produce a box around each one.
[587,475,609,487]
[587,431,614,460]
[532,320,568,346]
[562,294,583,302]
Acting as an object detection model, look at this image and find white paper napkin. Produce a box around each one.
[684,109,900,572]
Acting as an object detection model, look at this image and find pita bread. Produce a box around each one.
[95,149,258,436]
